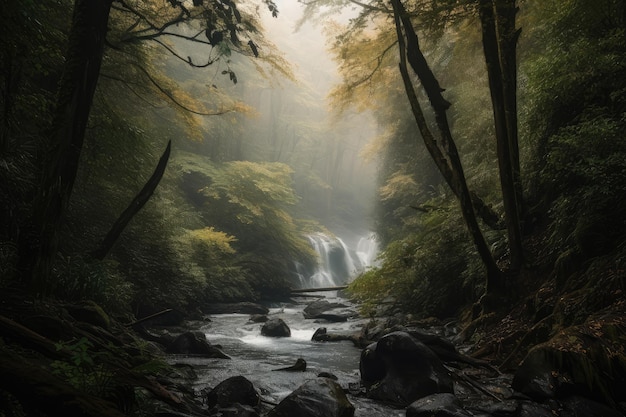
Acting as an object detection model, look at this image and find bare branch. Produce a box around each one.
[151,39,216,68]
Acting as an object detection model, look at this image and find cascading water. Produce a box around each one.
[296,232,379,288]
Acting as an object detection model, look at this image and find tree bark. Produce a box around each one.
[91,140,172,260]
[478,0,524,274]
[390,0,503,288]
[18,0,113,293]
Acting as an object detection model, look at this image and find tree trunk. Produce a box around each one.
[390,0,503,289]
[91,140,172,260]
[478,0,524,274]
[18,0,113,293]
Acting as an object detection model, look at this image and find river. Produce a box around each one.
[168,232,400,415]
[173,294,401,416]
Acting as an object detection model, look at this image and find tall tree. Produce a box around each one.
[390,0,503,292]
[20,0,114,293]
[477,0,523,271]
[18,0,280,294]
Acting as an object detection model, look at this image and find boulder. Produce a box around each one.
[303,300,348,319]
[360,331,453,406]
[261,318,291,338]
[406,393,472,417]
[202,302,269,315]
[267,378,354,417]
[166,331,230,358]
[205,376,260,409]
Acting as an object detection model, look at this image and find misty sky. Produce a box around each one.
[261,1,340,94]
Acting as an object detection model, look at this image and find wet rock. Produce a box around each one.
[249,314,268,323]
[468,399,518,416]
[303,300,347,319]
[516,401,558,417]
[261,318,291,337]
[210,403,260,417]
[166,331,230,358]
[360,331,453,406]
[312,327,357,344]
[315,312,351,322]
[205,376,260,409]
[318,372,338,380]
[272,358,306,372]
[202,302,269,315]
[406,393,472,417]
[267,378,354,417]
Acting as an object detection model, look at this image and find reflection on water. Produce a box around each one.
[168,297,403,416]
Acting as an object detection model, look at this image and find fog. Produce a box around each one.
[253,1,379,233]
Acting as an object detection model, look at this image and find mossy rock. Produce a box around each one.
[513,309,626,405]
[65,301,111,329]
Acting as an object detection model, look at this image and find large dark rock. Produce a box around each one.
[202,302,269,315]
[205,376,260,409]
[166,331,230,358]
[261,318,291,337]
[360,331,453,406]
[267,378,354,417]
[303,300,348,319]
[406,393,472,417]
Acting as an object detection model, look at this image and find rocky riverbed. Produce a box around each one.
[1,291,624,416]
[159,295,626,417]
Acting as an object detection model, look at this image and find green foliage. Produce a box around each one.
[52,256,134,315]
[523,0,626,260]
[51,338,114,397]
[351,199,492,318]
[174,153,317,300]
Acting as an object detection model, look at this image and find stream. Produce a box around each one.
[173,294,402,416]
[168,232,402,415]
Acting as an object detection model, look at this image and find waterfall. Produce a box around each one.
[297,232,379,288]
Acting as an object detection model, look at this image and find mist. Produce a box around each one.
[255,1,379,235]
